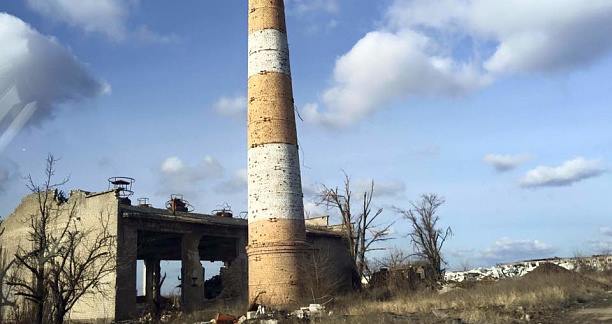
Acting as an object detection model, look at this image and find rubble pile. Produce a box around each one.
[445,255,612,283]
[445,263,550,282]
[199,304,327,324]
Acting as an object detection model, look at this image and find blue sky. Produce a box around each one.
[1,0,612,274]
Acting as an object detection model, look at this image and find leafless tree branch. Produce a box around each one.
[317,173,394,287]
[397,193,452,286]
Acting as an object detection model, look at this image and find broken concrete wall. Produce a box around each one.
[219,255,248,301]
[304,233,354,299]
[0,190,120,321]
[305,216,330,227]
[68,191,120,321]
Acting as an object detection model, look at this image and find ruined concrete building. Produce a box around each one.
[247,0,309,307]
[0,0,348,321]
[1,188,352,321]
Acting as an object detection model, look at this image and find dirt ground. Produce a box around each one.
[539,290,612,324]
[314,291,612,323]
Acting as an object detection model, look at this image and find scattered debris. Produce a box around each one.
[445,255,612,283]
[235,303,328,323]
[292,304,324,319]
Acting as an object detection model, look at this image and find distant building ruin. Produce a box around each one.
[0,188,353,321]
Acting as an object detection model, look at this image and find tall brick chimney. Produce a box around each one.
[247,0,308,307]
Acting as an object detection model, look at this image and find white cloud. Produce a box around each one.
[304,178,406,200]
[133,25,179,44]
[301,182,320,199]
[0,159,19,194]
[26,0,129,40]
[161,157,184,173]
[0,13,108,152]
[520,157,606,188]
[588,239,612,254]
[480,238,556,264]
[601,227,612,237]
[26,0,174,43]
[306,0,612,127]
[158,156,224,198]
[304,201,327,218]
[354,179,407,198]
[215,169,248,194]
[287,0,339,15]
[484,153,531,172]
[213,95,246,117]
[303,30,490,127]
[387,0,612,74]
[286,0,340,34]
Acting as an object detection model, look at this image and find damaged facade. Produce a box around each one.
[0,189,353,321]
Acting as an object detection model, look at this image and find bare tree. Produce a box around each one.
[0,222,17,319]
[8,155,68,323]
[7,155,116,324]
[374,248,426,292]
[376,248,410,271]
[398,194,452,285]
[152,270,167,319]
[317,173,393,285]
[46,213,116,324]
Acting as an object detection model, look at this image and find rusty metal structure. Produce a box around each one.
[247,0,309,307]
[165,194,193,214]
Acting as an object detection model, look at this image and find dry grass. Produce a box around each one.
[331,267,612,323]
[155,267,612,323]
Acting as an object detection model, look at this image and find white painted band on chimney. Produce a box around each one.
[248,143,304,223]
[248,192,304,223]
[248,29,291,77]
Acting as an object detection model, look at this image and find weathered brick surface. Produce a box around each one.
[248,119,297,147]
[248,72,293,100]
[249,219,306,246]
[248,0,286,33]
[247,73,296,146]
[247,242,309,306]
[247,0,308,308]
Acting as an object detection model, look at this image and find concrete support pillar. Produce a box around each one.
[144,259,160,309]
[235,235,248,301]
[247,0,309,308]
[142,262,148,298]
[115,224,137,320]
[181,233,204,312]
